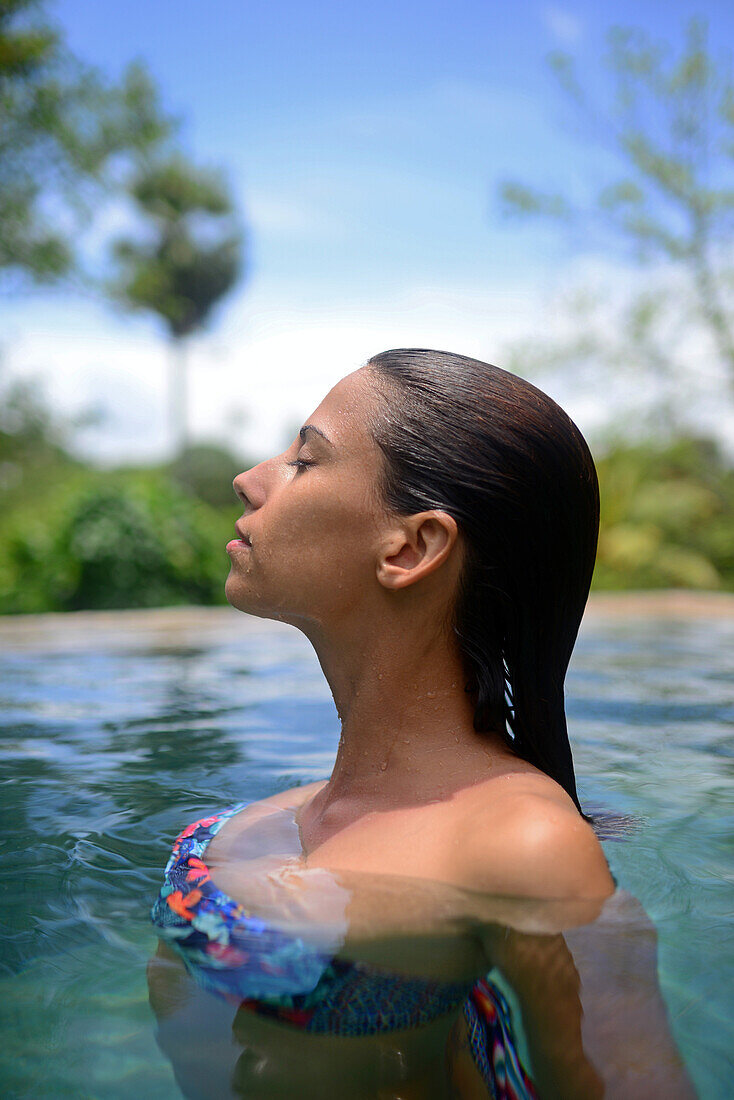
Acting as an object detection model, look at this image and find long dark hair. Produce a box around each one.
[367,349,599,812]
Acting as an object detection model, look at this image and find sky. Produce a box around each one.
[4,0,734,463]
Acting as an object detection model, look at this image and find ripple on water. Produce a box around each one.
[0,609,732,1098]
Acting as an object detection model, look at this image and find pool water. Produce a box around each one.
[0,605,731,1098]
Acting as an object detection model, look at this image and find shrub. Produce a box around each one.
[0,473,236,613]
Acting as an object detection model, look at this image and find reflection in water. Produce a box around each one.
[0,610,731,1096]
[148,802,694,1099]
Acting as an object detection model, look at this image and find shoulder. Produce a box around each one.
[255,780,327,813]
[454,776,614,900]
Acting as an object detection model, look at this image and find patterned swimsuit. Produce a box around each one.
[152,804,538,1099]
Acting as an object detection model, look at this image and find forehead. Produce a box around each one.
[306,367,379,449]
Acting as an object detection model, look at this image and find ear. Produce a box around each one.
[376,511,460,590]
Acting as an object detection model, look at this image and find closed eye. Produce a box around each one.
[286,458,314,472]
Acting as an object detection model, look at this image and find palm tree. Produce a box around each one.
[112,156,243,464]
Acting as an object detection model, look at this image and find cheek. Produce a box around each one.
[275,494,379,593]
[278,478,376,549]
[228,471,385,616]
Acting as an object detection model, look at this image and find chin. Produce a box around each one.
[224,574,282,621]
[224,573,252,614]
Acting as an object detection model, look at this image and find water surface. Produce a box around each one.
[0,605,731,1097]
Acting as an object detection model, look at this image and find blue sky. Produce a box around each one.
[5,0,733,461]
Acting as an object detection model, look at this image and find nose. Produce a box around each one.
[232,458,274,512]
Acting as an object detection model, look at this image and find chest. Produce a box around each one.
[302,799,464,882]
[202,802,487,978]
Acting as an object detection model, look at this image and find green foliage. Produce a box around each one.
[170,442,251,508]
[0,469,238,613]
[0,369,83,515]
[2,374,730,614]
[111,156,243,339]
[59,479,231,611]
[0,371,70,459]
[501,21,734,272]
[594,436,734,590]
[131,158,233,221]
[0,368,245,615]
[498,18,734,427]
[0,430,731,612]
[0,0,173,287]
[110,155,244,467]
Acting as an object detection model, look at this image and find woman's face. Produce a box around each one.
[225,368,390,627]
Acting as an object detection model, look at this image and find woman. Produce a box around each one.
[150,350,694,1098]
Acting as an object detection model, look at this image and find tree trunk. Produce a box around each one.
[169,335,188,470]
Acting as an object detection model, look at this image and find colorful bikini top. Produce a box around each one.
[151,804,538,1097]
[151,802,473,1031]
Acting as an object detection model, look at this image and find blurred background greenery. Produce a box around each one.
[1,0,732,612]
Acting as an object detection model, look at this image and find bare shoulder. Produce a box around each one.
[204,780,327,860]
[255,779,327,813]
[455,774,614,900]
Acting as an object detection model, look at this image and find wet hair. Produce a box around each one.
[366,349,599,812]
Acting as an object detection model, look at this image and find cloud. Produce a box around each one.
[1,278,547,464]
[245,192,335,239]
[542,6,583,46]
[5,258,732,469]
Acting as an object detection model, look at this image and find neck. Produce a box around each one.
[299,608,505,812]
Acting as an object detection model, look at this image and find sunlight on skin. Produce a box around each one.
[149,364,694,1098]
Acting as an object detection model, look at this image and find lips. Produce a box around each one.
[226,524,252,554]
[226,537,251,554]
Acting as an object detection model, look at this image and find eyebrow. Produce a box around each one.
[299,424,333,445]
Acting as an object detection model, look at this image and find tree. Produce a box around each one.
[498,19,734,436]
[168,441,254,508]
[0,368,77,507]
[594,435,733,590]
[0,0,173,289]
[111,156,243,461]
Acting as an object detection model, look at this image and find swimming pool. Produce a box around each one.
[0,601,731,1097]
